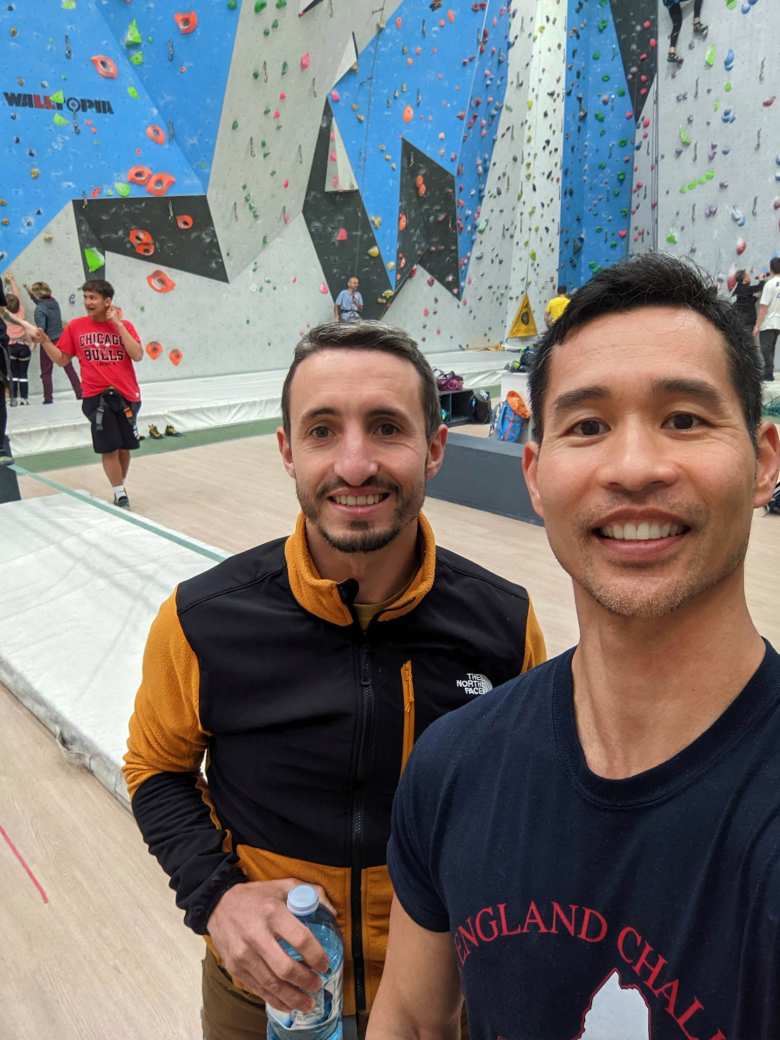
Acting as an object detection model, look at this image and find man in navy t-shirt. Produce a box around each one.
[368,254,780,1040]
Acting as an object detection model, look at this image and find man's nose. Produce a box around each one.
[597,421,678,494]
[332,430,379,487]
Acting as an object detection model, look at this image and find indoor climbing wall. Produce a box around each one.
[559,0,657,287]
[635,0,780,285]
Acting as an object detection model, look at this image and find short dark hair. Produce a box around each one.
[82,279,114,299]
[529,253,763,445]
[770,257,780,276]
[281,321,440,439]
[557,284,567,295]
[5,293,20,313]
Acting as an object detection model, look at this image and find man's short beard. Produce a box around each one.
[296,475,424,555]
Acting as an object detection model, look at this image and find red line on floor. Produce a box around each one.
[0,825,49,904]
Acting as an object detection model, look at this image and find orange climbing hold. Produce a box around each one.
[176,214,193,230]
[146,172,176,196]
[146,124,166,145]
[174,11,198,34]
[91,54,118,79]
[169,348,184,366]
[415,175,427,198]
[402,105,414,124]
[128,165,152,185]
[398,213,407,231]
[147,270,176,293]
[447,9,456,21]
[145,340,163,360]
[129,228,155,256]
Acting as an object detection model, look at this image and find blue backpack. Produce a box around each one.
[490,401,527,443]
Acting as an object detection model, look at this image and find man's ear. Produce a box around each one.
[277,426,296,479]
[753,420,780,509]
[522,440,545,521]
[425,424,449,480]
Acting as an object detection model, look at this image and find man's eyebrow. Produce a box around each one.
[652,378,728,410]
[297,405,409,424]
[551,386,611,417]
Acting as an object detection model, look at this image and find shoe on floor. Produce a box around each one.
[10,399,18,407]
[164,424,183,437]
[113,493,131,509]
[148,424,163,440]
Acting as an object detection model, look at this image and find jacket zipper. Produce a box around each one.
[350,641,373,1013]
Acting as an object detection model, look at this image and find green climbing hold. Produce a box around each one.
[594,111,605,123]
[84,246,105,273]
[263,27,270,36]
[704,46,716,67]
[272,18,279,28]
[61,0,76,8]
[601,74,610,83]
[50,89,64,104]
[530,250,537,262]
[588,261,601,273]
[597,19,608,32]
[704,169,715,181]
[53,113,69,126]
[276,0,287,6]
[130,50,144,66]
[127,86,139,99]
[124,18,142,46]
[232,119,239,130]
[254,0,267,9]
[592,51,600,60]
[725,0,736,8]
[724,81,732,92]
[688,180,699,190]
[598,162,606,170]
[114,182,131,196]
[680,185,689,194]
[281,61,288,75]
[666,231,679,245]
[618,138,628,147]
[595,226,604,233]
[227,0,237,7]
[253,69,260,79]
[616,87,626,97]
[616,171,626,183]
[679,127,691,145]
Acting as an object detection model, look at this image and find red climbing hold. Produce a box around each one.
[176,214,194,230]
[147,270,176,293]
[300,52,310,70]
[146,172,176,196]
[128,165,152,185]
[398,213,407,231]
[91,54,118,79]
[763,97,776,107]
[174,11,198,34]
[129,228,155,256]
[145,341,163,360]
[169,348,184,366]
[146,124,166,145]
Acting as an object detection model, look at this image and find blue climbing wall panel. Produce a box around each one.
[331,0,510,297]
[0,0,238,268]
[559,0,648,287]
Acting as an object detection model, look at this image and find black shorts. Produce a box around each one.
[82,391,141,454]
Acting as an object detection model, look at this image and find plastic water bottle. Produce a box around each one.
[266,885,344,1040]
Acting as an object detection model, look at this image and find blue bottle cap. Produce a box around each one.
[287,884,320,916]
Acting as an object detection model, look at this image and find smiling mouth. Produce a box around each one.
[597,521,689,541]
[330,493,390,507]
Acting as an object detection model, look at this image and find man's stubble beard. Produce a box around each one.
[296,473,427,555]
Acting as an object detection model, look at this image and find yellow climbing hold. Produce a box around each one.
[367,246,380,258]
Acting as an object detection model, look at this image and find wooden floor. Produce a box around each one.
[5,431,780,1038]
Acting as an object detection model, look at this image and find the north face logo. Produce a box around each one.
[455,673,493,697]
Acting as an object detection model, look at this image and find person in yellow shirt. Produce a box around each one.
[545,285,570,327]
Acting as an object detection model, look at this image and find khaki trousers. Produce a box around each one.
[201,950,367,1040]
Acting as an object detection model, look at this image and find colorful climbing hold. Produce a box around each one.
[724,49,735,71]
[174,11,198,34]
[319,283,329,295]
[300,52,310,70]
[402,105,414,124]
[128,165,152,185]
[146,124,166,145]
[704,45,716,67]
[146,171,176,196]
[736,238,747,255]
[127,86,139,99]
[114,182,131,197]
[169,348,184,366]
[91,54,118,79]
[336,227,348,241]
[84,246,105,272]
[147,269,176,293]
[146,341,163,360]
[129,228,155,256]
[124,18,142,46]
[176,214,194,230]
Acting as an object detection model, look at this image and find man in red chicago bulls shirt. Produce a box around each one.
[35,279,143,509]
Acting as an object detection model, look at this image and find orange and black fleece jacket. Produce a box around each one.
[124,514,546,1015]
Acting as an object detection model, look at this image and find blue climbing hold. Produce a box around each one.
[724,49,735,71]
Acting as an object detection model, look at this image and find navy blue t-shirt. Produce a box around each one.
[388,643,780,1039]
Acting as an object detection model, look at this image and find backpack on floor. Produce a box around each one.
[489,390,530,443]
[469,389,492,424]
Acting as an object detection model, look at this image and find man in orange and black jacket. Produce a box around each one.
[124,320,546,1039]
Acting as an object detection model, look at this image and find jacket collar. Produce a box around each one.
[284,512,437,626]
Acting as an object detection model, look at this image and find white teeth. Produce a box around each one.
[333,494,384,507]
[601,522,684,541]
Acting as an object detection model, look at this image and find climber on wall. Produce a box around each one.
[664,0,708,66]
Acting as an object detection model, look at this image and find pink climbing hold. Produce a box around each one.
[300,52,311,70]
[336,227,348,241]
[283,179,289,188]
[330,90,340,103]
[736,238,747,256]
[617,229,627,239]
[279,91,287,100]
[320,283,329,295]
[763,97,776,107]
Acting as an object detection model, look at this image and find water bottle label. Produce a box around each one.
[266,967,343,1033]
